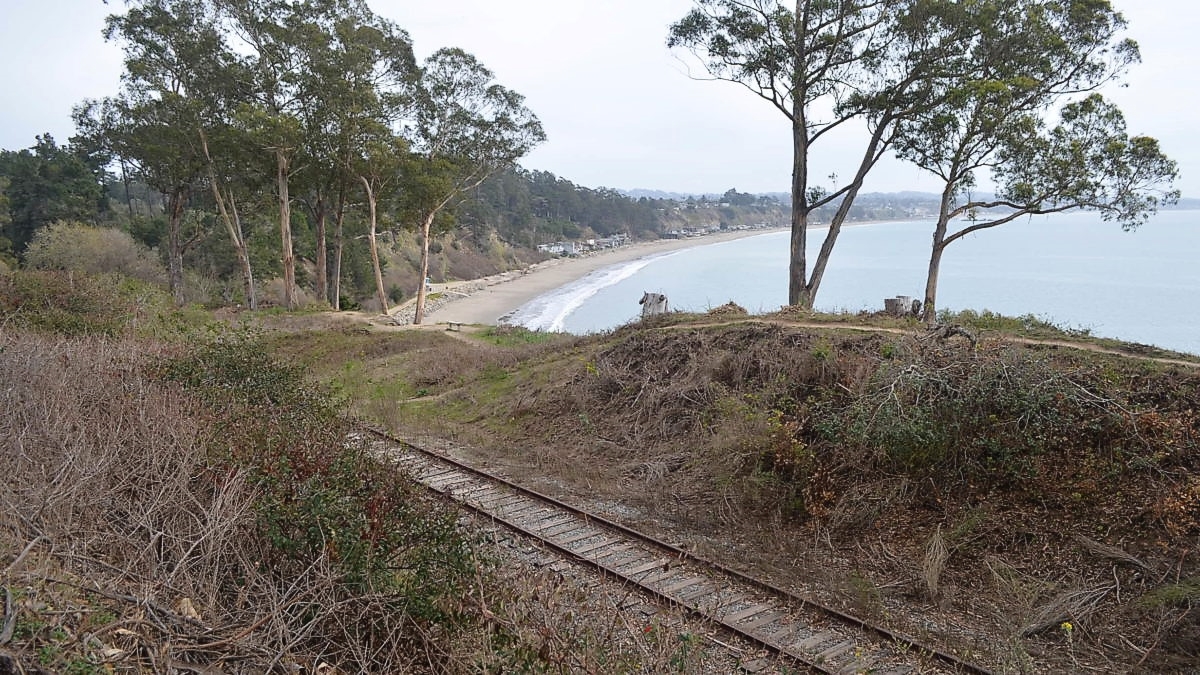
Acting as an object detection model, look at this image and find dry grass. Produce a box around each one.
[922,526,950,603]
[0,331,275,671]
[0,325,770,673]
[0,330,465,672]
[1020,585,1117,637]
[255,312,1200,672]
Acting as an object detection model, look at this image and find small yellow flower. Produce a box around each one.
[1061,621,1074,633]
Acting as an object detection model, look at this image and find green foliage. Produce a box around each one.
[478,325,566,346]
[338,293,362,311]
[0,269,169,336]
[0,136,107,254]
[0,237,16,269]
[460,168,690,246]
[937,308,1092,338]
[888,0,1177,317]
[24,221,166,284]
[387,283,405,303]
[668,0,976,306]
[828,353,1086,479]
[160,328,475,606]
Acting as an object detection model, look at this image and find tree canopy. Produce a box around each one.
[0,135,107,256]
[69,0,542,311]
[669,0,985,308]
[883,0,1178,320]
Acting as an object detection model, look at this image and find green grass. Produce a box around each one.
[477,325,568,346]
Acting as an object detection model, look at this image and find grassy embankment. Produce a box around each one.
[267,304,1200,673]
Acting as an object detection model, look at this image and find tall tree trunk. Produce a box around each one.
[228,194,256,309]
[922,188,957,323]
[788,3,810,308]
[276,149,295,309]
[210,185,256,309]
[922,239,948,325]
[804,128,889,303]
[200,130,255,309]
[313,191,328,305]
[413,211,437,325]
[359,176,388,314]
[801,168,868,302]
[120,160,135,218]
[331,187,346,310]
[788,114,810,307]
[166,187,188,306]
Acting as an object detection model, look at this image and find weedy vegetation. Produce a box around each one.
[0,269,736,673]
[277,315,1200,673]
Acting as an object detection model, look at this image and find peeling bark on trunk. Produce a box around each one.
[413,211,437,326]
[166,187,188,307]
[276,150,296,310]
[360,176,388,315]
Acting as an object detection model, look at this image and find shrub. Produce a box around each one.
[23,221,166,284]
[258,277,315,308]
[0,329,482,672]
[161,328,476,609]
[388,283,405,303]
[812,351,1087,481]
[0,269,169,336]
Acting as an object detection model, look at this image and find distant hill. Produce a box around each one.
[619,188,718,201]
[622,188,948,205]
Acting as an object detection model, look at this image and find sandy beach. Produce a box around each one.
[421,228,785,326]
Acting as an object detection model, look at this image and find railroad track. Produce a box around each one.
[358,427,992,675]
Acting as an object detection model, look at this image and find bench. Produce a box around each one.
[446,321,463,332]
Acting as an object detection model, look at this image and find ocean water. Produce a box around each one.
[506,210,1200,356]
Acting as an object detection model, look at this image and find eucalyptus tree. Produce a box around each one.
[669,0,965,308]
[293,5,417,308]
[349,124,409,314]
[75,0,235,304]
[887,0,1179,321]
[198,118,261,308]
[77,99,202,306]
[404,48,545,324]
[216,0,316,309]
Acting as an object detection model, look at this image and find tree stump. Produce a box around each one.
[884,296,917,317]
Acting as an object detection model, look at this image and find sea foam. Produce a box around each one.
[504,251,679,332]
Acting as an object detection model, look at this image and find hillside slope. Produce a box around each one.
[272,313,1200,673]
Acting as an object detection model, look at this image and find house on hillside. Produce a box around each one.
[595,234,630,248]
[536,241,581,256]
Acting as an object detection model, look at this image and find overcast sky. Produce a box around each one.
[1,0,1195,197]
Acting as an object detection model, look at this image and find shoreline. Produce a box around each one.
[421,227,788,326]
